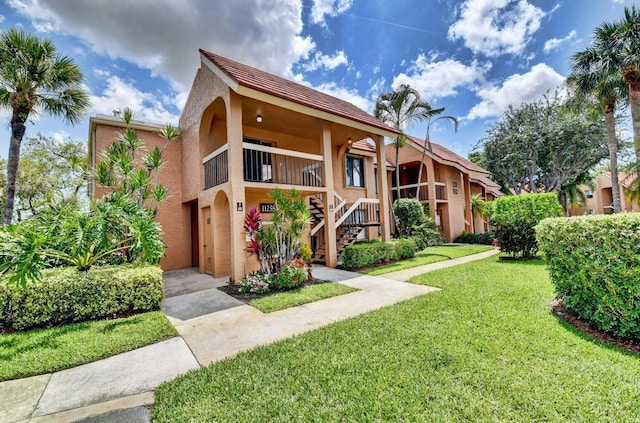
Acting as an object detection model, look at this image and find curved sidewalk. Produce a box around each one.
[1,248,498,423]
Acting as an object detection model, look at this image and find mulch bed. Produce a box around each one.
[551,300,640,355]
[218,278,330,304]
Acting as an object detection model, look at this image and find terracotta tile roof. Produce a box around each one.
[472,174,504,196]
[350,139,394,167]
[200,50,398,136]
[408,135,488,174]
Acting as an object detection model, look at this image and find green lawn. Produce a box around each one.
[0,311,177,381]
[153,256,640,422]
[250,282,358,313]
[360,244,494,275]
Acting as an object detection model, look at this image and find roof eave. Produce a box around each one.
[200,52,398,139]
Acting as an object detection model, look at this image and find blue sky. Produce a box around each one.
[0,0,635,160]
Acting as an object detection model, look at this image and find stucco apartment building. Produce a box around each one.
[90,50,500,279]
[569,173,640,216]
[388,136,503,242]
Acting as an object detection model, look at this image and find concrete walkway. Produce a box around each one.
[0,248,498,423]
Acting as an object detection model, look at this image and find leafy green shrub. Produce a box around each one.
[410,224,444,250]
[342,239,416,270]
[454,231,495,245]
[486,193,562,258]
[536,213,640,338]
[390,238,417,260]
[393,199,425,237]
[342,241,392,270]
[392,198,443,250]
[0,264,163,332]
[274,259,308,290]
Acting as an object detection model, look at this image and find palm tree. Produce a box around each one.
[558,178,593,217]
[415,114,458,200]
[0,28,90,225]
[568,63,627,213]
[470,193,485,219]
[580,7,640,159]
[612,6,640,157]
[373,84,443,199]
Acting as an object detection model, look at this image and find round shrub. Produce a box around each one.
[537,213,640,338]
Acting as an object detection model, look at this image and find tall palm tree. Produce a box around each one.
[373,84,443,199]
[580,7,640,159]
[0,28,90,224]
[415,114,458,200]
[568,63,627,213]
[612,6,640,157]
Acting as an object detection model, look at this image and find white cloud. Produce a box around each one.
[0,14,5,23]
[311,0,353,26]
[391,54,490,101]
[8,0,314,91]
[543,30,577,53]
[302,50,348,71]
[448,0,545,57]
[314,82,372,113]
[91,76,180,124]
[467,63,565,120]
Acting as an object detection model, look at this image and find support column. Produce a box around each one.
[227,92,247,282]
[463,173,473,234]
[375,135,391,242]
[321,123,338,268]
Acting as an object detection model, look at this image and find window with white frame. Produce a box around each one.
[346,155,364,188]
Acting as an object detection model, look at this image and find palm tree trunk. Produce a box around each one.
[415,146,426,200]
[394,141,401,201]
[2,122,26,225]
[624,68,640,160]
[605,101,621,213]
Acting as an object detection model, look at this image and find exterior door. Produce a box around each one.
[202,206,213,274]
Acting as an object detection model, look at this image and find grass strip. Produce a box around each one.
[154,256,640,422]
[361,244,494,275]
[250,282,357,313]
[0,310,177,381]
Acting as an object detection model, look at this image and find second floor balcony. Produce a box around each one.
[203,141,325,190]
[392,181,447,202]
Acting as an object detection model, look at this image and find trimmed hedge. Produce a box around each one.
[487,193,562,258]
[0,264,164,332]
[536,213,640,338]
[342,238,416,271]
[453,231,495,245]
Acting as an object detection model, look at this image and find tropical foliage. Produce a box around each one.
[0,196,164,287]
[93,108,179,217]
[244,188,311,276]
[478,93,607,194]
[0,28,90,225]
[373,84,444,199]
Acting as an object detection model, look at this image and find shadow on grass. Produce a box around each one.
[550,310,640,358]
[415,253,452,260]
[0,322,91,360]
[496,256,547,268]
